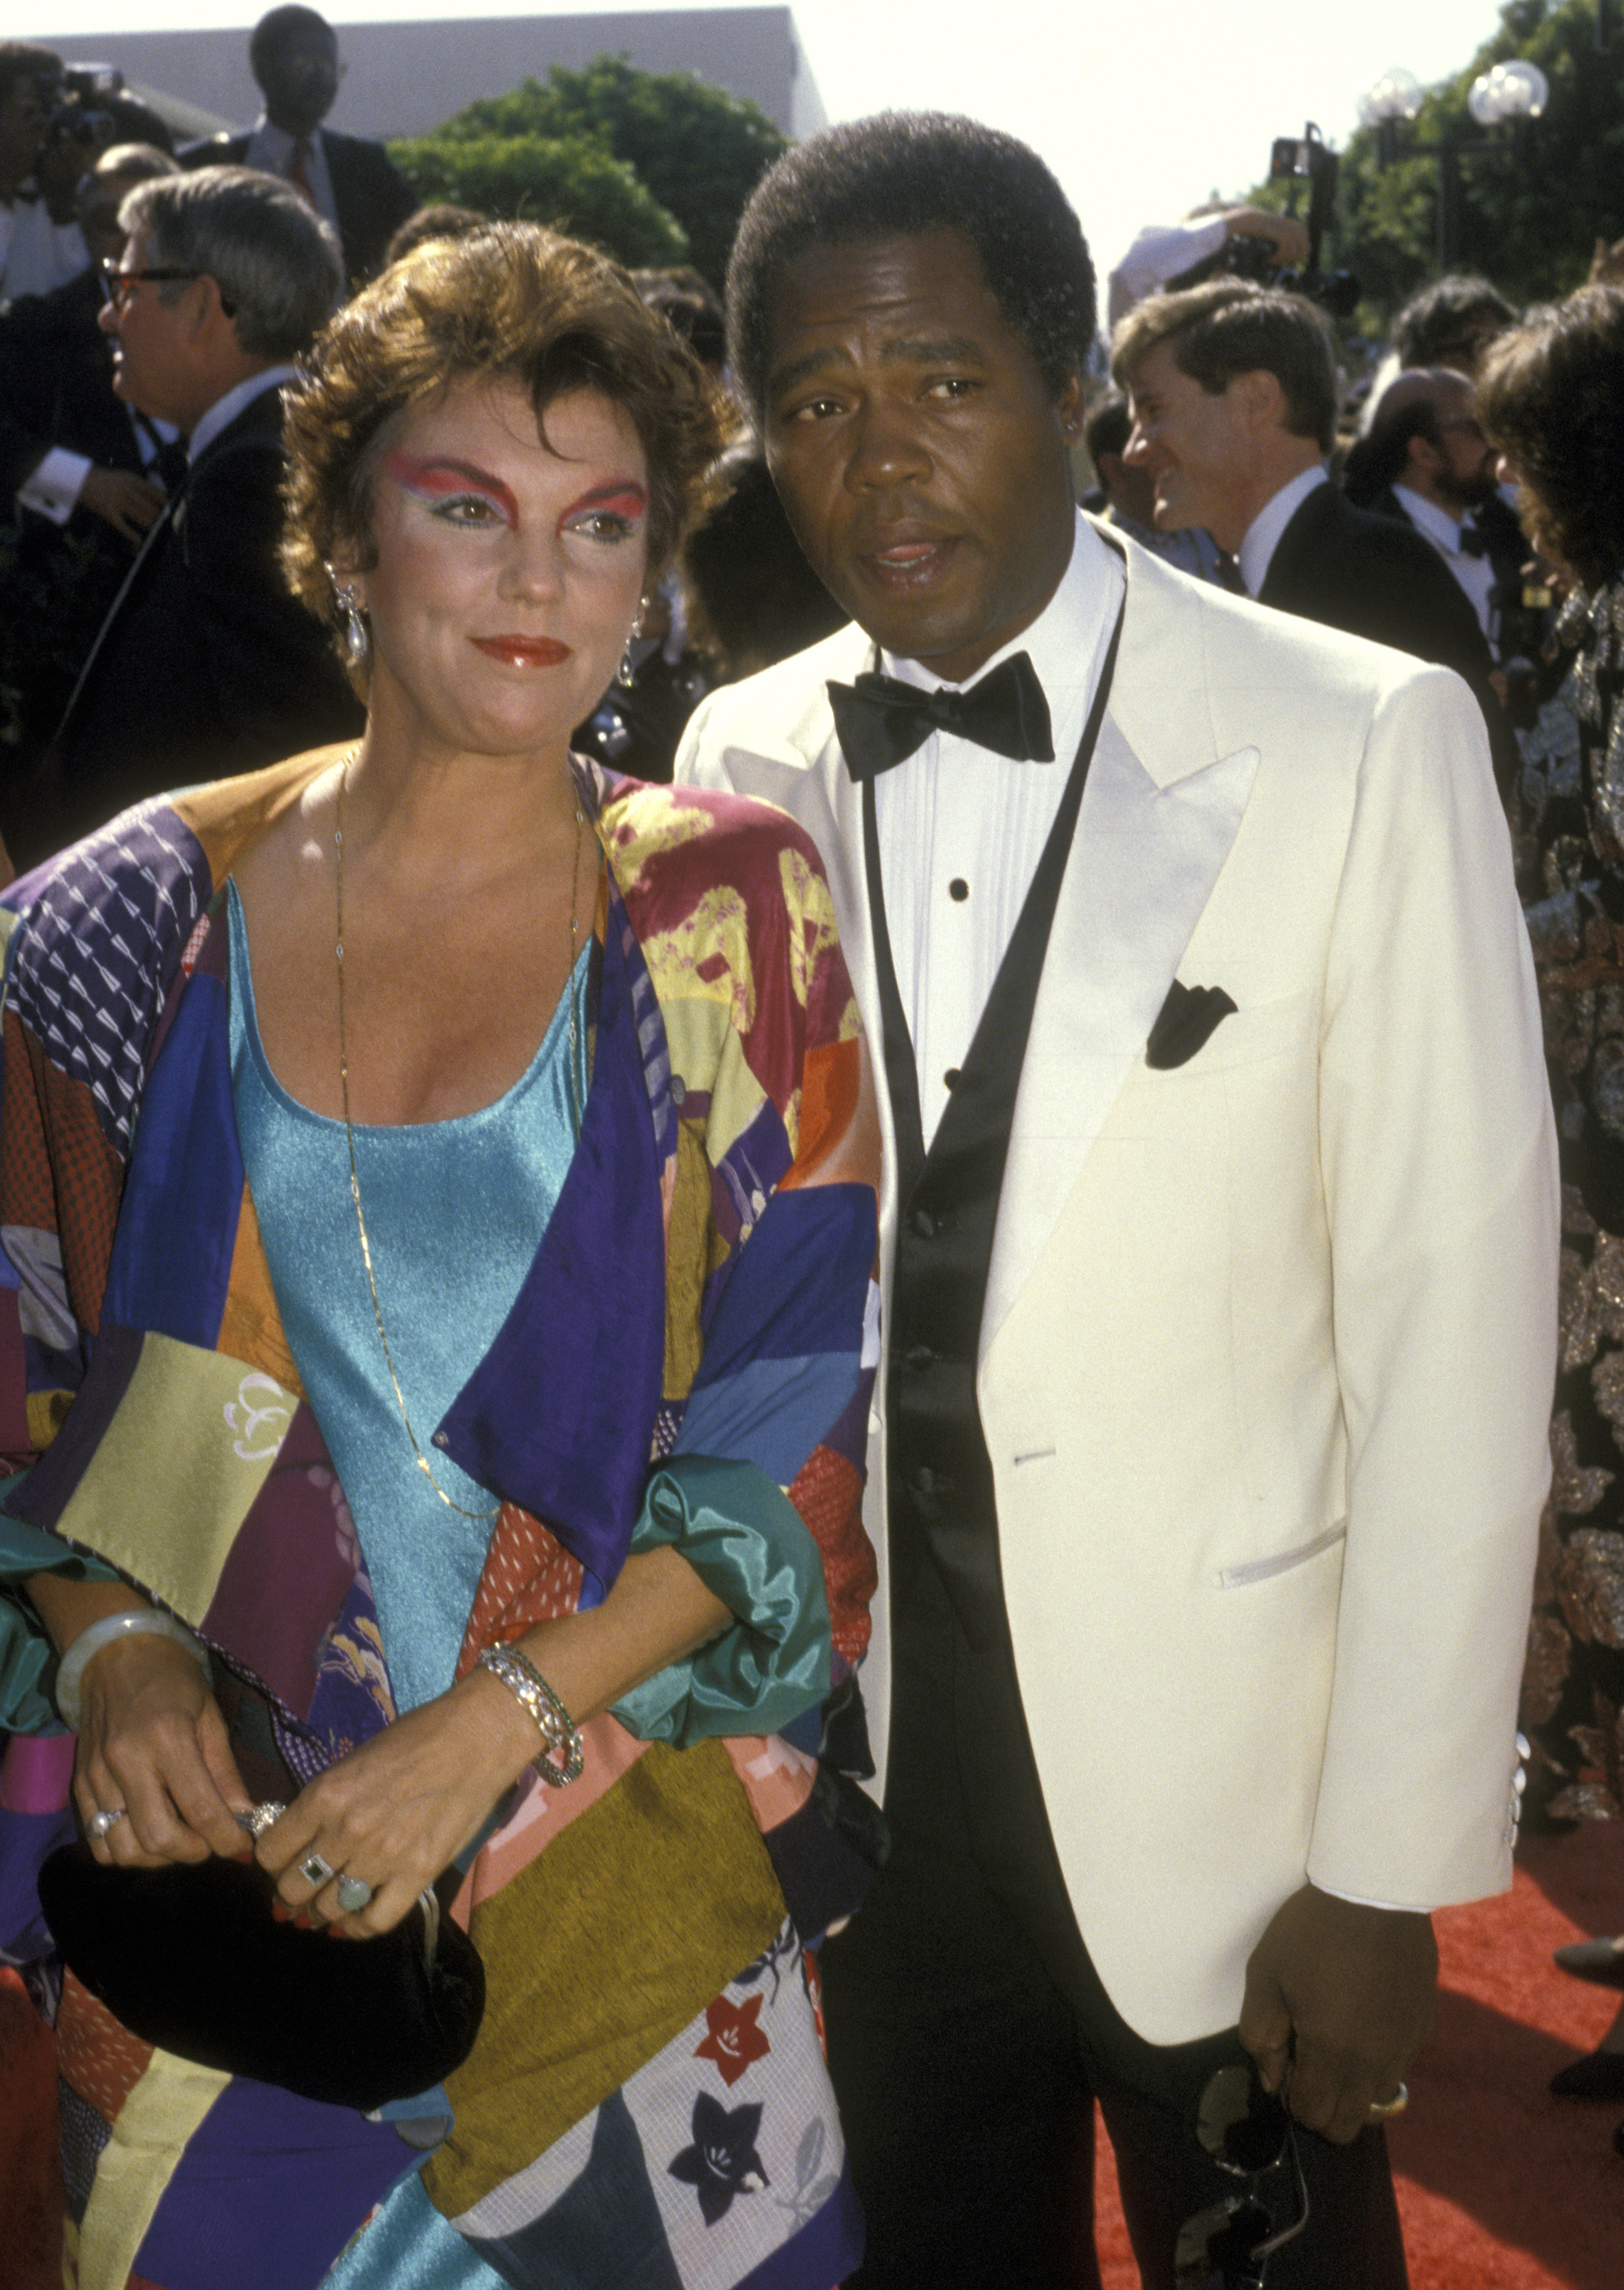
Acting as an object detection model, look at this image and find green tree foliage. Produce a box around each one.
[1328,1,1624,323]
[408,54,788,289]
[387,129,689,269]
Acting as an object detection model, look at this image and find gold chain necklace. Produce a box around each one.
[333,753,589,1520]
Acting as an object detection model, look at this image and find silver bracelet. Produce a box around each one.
[55,1608,212,1731]
[476,1643,585,1787]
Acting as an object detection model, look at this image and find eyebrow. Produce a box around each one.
[385,452,517,527]
[768,334,990,398]
[558,479,649,521]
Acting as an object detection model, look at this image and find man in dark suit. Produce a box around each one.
[1113,275,1517,785]
[34,164,362,866]
[0,144,183,799]
[181,7,414,289]
[1346,367,1526,652]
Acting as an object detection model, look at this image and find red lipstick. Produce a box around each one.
[471,634,573,668]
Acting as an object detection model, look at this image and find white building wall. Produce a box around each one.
[61,8,822,142]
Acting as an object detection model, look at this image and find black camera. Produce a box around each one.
[1176,125,1359,318]
[45,63,124,147]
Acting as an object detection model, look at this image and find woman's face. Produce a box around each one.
[346,375,650,764]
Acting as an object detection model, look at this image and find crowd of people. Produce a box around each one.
[0,12,1619,2290]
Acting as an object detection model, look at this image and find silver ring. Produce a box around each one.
[1368,2082,1409,2119]
[335,1875,373,1914]
[298,1850,336,1888]
[87,1806,127,1840]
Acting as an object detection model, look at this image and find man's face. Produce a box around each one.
[761,229,1081,684]
[0,73,52,188]
[1425,383,1497,512]
[1123,340,1255,547]
[97,227,206,427]
[79,171,140,269]
[258,23,340,137]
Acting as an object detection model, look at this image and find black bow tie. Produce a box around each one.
[829,651,1055,782]
[1458,523,1490,558]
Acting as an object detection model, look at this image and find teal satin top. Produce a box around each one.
[227,884,586,1714]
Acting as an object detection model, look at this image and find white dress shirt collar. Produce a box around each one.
[245,118,339,236]
[1393,483,1464,552]
[1237,463,1328,597]
[188,365,298,463]
[872,511,1125,1148]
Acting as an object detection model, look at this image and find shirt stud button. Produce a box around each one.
[949,878,969,902]
[944,1067,962,1090]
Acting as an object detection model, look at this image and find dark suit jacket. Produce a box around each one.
[1367,484,1529,640]
[0,267,145,502]
[179,127,416,287]
[42,386,363,863]
[1260,478,1519,795]
[0,270,171,802]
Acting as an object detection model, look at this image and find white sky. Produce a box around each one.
[44,1,1513,276]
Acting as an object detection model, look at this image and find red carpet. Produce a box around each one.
[1091,1821,1624,2287]
[5,1827,1622,2286]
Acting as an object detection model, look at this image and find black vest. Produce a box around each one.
[862,605,1123,1958]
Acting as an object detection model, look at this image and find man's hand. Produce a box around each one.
[77,465,166,546]
[1239,1883,1437,2143]
[1223,208,1311,271]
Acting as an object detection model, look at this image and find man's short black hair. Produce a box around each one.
[727,111,1095,424]
[250,6,333,86]
[1390,274,1515,369]
[0,40,61,108]
[1084,390,1133,466]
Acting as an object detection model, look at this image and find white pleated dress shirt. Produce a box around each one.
[872,511,1124,1148]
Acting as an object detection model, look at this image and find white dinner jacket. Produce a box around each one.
[675,523,1558,2043]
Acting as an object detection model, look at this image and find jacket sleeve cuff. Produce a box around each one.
[0,1476,123,1734]
[611,1454,831,1745]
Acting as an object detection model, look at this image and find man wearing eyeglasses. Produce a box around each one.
[31,164,362,865]
[181,6,414,291]
[1352,369,1519,661]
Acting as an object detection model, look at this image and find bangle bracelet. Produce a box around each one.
[55,1608,211,1731]
[476,1643,585,1787]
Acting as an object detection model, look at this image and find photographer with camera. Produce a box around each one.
[1108,205,1310,326]
[0,44,81,305]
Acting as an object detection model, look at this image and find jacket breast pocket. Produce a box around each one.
[1149,989,1310,1079]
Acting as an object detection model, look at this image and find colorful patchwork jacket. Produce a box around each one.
[0,752,881,2290]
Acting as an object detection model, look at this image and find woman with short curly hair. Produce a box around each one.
[0,222,878,2289]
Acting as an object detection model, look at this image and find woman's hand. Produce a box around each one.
[259,1543,730,1936]
[73,1628,253,1868]
[256,1664,542,1937]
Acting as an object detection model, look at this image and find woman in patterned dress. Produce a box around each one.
[0,224,881,2288]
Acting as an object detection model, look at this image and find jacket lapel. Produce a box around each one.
[980,546,1261,1360]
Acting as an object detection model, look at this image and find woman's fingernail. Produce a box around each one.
[235,1847,256,1863]
[293,1911,314,1930]
[270,1900,289,1923]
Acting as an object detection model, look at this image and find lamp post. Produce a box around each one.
[1358,59,1548,269]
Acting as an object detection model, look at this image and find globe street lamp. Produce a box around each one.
[1361,60,1549,267]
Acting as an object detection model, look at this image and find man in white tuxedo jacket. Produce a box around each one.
[676,115,1557,2290]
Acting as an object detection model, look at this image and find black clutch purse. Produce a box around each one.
[38,1812,485,2114]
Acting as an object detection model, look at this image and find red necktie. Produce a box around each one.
[287,137,316,205]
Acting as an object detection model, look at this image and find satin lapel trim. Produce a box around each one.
[980,716,1260,1361]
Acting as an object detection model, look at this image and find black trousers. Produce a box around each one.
[820,1566,1408,2290]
